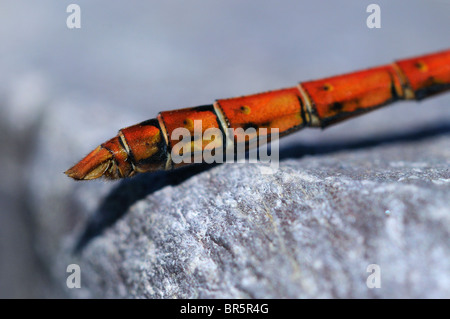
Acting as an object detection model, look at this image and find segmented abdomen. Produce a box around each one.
[66,49,450,180]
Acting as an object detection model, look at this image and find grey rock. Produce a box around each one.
[3,85,450,298]
[8,69,450,299]
[49,126,450,298]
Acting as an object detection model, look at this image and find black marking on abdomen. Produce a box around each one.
[118,132,137,168]
[297,96,308,125]
[330,102,344,112]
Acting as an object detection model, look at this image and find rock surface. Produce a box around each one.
[4,91,450,299]
[58,132,450,298]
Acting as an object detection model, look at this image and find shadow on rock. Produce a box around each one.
[74,121,450,253]
[279,122,450,160]
[73,162,219,253]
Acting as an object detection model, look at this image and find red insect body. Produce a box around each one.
[65,49,450,180]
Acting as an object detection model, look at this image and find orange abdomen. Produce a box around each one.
[66,49,450,180]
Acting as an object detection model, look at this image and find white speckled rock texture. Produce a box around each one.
[58,134,450,298]
[0,1,449,298]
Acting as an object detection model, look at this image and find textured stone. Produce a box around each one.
[58,128,450,298]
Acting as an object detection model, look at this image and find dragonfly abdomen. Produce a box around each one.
[65,49,450,180]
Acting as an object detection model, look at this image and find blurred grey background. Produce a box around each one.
[0,0,449,298]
